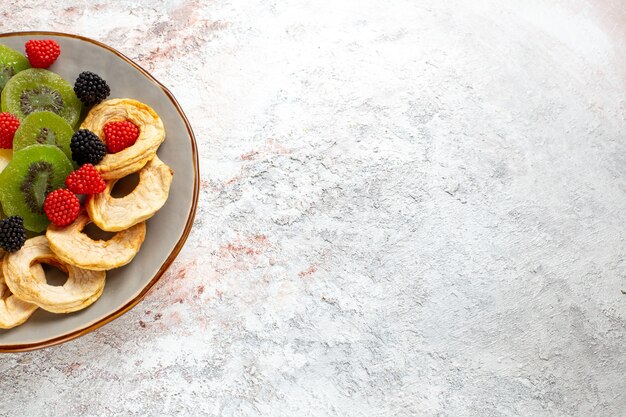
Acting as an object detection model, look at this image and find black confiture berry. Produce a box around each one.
[74,71,111,106]
[0,216,26,253]
[70,129,106,166]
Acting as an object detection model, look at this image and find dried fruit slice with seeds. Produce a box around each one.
[0,44,31,92]
[1,68,83,128]
[13,111,73,160]
[0,144,73,232]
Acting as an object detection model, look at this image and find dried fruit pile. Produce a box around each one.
[0,39,173,329]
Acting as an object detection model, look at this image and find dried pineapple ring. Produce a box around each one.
[46,213,146,271]
[86,155,173,232]
[80,98,165,180]
[3,236,105,314]
[0,259,38,329]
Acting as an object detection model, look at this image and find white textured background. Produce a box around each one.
[1,0,626,416]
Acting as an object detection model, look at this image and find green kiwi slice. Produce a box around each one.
[1,68,83,128]
[0,144,73,232]
[0,44,31,92]
[13,111,73,160]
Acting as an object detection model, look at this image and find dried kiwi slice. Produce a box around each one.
[13,111,73,160]
[0,44,30,91]
[0,144,73,232]
[1,68,83,128]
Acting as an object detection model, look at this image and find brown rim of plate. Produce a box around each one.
[0,31,200,353]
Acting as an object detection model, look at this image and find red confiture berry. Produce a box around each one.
[65,164,106,194]
[25,39,61,69]
[0,112,20,148]
[103,120,139,153]
[43,189,80,227]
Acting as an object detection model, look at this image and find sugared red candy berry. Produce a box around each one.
[0,112,20,148]
[65,163,106,194]
[43,189,80,227]
[25,39,61,69]
[103,120,139,153]
[0,216,26,252]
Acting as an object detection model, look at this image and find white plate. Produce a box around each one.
[0,32,199,352]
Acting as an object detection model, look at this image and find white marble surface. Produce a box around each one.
[1,0,626,415]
